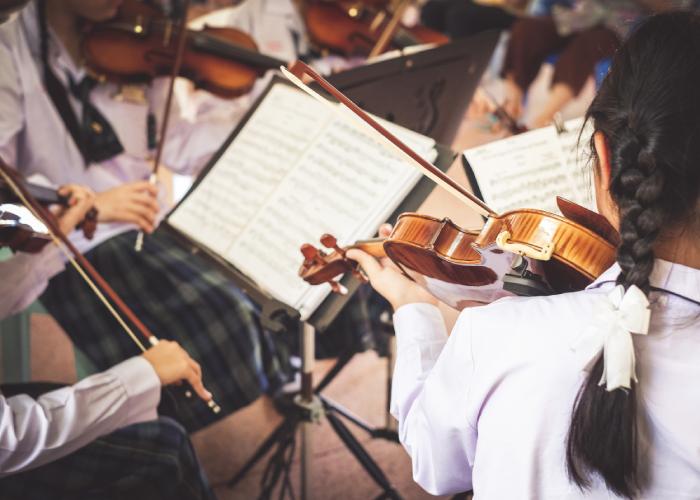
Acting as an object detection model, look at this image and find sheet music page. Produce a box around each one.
[462,116,594,214]
[169,83,436,319]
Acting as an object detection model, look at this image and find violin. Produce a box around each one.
[81,0,287,98]
[303,0,449,58]
[0,206,52,253]
[283,61,618,308]
[300,199,619,308]
[0,161,98,241]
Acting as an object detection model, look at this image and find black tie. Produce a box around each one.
[37,0,123,165]
[67,75,125,164]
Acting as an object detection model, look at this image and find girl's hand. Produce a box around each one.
[142,340,212,403]
[345,224,437,310]
[55,184,96,235]
[95,181,159,233]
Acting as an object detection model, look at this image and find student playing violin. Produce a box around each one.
[0,186,215,499]
[349,11,700,498]
[0,0,290,431]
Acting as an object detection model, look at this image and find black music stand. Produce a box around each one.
[326,30,500,145]
[162,77,459,499]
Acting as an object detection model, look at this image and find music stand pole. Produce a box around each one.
[298,321,316,500]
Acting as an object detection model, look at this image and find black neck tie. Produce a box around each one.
[67,75,125,164]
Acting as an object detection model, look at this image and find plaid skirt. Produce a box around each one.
[41,229,290,432]
[0,417,214,500]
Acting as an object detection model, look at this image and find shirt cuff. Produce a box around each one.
[105,357,161,426]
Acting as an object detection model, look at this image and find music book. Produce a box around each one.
[463,117,596,215]
[167,80,438,321]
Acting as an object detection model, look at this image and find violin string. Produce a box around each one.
[280,65,495,218]
[0,167,148,352]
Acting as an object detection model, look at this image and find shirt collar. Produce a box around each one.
[587,258,700,305]
[21,1,83,79]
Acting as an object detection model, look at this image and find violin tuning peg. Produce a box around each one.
[320,233,344,255]
[301,243,318,260]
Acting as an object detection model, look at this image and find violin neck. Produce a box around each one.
[349,238,386,258]
[191,32,286,71]
[0,179,67,207]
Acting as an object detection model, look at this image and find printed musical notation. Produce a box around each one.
[463,117,594,215]
[169,83,437,319]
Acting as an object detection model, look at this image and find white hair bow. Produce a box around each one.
[571,285,651,391]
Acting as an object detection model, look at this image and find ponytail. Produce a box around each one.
[566,12,700,498]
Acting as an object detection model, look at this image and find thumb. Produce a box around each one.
[346,249,383,280]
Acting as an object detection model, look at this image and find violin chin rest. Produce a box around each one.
[556,197,620,246]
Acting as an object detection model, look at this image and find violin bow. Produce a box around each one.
[135,0,191,252]
[0,158,221,413]
[281,61,496,218]
[368,0,410,58]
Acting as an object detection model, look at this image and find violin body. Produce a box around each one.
[0,208,52,253]
[300,199,619,309]
[82,0,285,98]
[304,1,449,57]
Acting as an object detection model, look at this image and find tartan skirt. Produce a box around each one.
[40,229,290,432]
[0,417,214,500]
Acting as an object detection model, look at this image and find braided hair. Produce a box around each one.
[566,11,700,498]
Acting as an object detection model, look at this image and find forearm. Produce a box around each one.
[0,356,160,475]
[0,245,65,319]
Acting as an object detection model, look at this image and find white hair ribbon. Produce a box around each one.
[571,285,651,391]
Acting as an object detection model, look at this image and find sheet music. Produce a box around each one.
[169,83,436,319]
[462,116,595,215]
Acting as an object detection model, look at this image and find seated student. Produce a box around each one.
[501,0,693,128]
[0,0,291,432]
[0,186,215,500]
[349,11,700,498]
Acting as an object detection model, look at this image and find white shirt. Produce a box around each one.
[391,259,700,498]
[0,2,237,313]
[0,356,160,475]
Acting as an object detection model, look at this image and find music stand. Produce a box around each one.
[162,78,457,499]
[325,30,501,145]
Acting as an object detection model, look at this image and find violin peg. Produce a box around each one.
[301,243,318,260]
[320,233,345,256]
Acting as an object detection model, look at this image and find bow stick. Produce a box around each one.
[0,158,220,413]
[135,0,191,252]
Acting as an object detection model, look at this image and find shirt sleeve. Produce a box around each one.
[150,78,236,176]
[0,245,66,320]
[390,303,479,495]
[0,30,24,167]
[0,356,161,476]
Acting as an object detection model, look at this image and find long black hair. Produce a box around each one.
[566,11,700,498]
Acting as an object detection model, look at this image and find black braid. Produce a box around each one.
[566,11,700,499]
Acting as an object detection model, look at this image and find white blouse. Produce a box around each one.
[391,259,700,498]
[0,356,160,476]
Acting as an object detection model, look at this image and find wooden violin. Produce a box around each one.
[81,0,286,98]
[300,199,619,308]
[303,0,449,58]
[0,206,52,253]
[0,162,98,240]
[284,61,619,307]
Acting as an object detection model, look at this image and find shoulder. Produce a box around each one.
[453,287,612,367]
